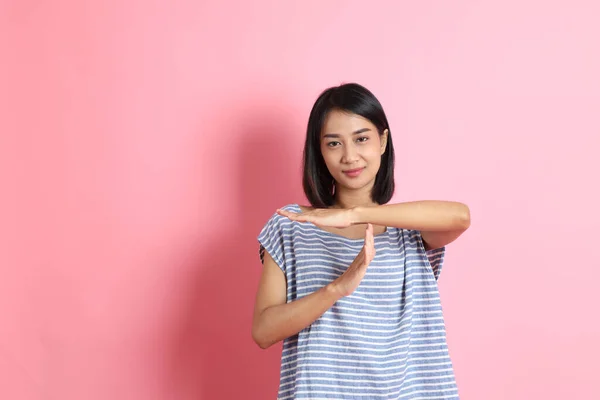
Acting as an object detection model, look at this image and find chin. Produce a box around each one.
[337,176,375,191]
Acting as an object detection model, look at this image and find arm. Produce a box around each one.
[352,201,470,250]
[252,251,341,349]
[253,224,375,349]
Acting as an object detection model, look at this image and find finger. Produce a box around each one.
[361,245,371,267]
[367,234,374,256]
[353,247,365,267]
[361,226,371,252]
[277,208,299,217]
[365,223,373,244]
[277,209,301,219]
[356,246,365,260]
[365,224,375,262]
[367,245,375,264]
[364,249,372,267]
[277,210,310,223]
[370,236,376,261]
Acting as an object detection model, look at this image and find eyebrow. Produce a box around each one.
[322,128,371,139]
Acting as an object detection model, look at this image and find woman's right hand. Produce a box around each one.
[331,223,376,298]
[253,223,376,349]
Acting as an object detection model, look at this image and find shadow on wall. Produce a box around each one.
[167,106,302,399]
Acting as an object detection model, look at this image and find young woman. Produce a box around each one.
[252,83,470,399]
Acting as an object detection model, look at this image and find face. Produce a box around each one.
[320,109,388,192]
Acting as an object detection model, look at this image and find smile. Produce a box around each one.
[343,167,365,177]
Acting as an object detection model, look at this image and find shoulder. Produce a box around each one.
[400,228,445,257]
[279,203,301,213]
[401,228,420,241]
[259,204,300,232]
[398,228,425,251]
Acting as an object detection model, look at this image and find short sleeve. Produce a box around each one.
[407,229,446,280]
[257,212,287,273]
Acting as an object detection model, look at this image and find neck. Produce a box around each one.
[333,186,378,209]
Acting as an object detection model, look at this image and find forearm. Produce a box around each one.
[253,283,341,349]
[352,201,470,232]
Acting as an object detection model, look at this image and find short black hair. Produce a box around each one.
[302,82,395,208]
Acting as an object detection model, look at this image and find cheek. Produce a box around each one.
[320,147,337,170]
[363,142,383,160]
[362,144,383,173]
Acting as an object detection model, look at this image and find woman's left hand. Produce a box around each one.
[277,208,355,228]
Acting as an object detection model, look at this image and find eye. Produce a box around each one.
[356,136,369,143]
[327,141,341,147]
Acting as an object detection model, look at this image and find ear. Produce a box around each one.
[380,129,389,155]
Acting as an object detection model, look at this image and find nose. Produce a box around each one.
[341,143,360,164]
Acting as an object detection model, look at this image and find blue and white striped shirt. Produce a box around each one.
[258,204,459,399]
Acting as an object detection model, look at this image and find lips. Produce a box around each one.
[343,167,364,177]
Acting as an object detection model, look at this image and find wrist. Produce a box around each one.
[325,282,344,301]
[349,206,365,225]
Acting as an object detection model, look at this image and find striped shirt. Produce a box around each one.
[258,204,459,399]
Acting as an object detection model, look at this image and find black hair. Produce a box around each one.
[302,82,395,208]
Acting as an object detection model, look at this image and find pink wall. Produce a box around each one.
[2,1,599,399]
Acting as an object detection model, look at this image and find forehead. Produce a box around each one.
[321,110,376,135]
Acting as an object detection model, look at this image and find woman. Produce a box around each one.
[252,82,470,399]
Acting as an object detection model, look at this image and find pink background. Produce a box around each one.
[2,1,599,399]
